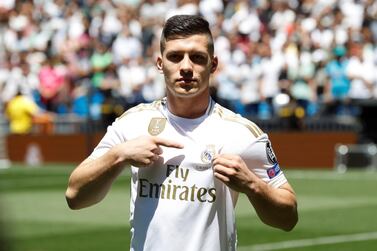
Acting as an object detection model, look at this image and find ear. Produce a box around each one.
[156,56,163,73]
[210,56,218,74]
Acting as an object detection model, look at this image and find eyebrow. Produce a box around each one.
[165,50,209,56]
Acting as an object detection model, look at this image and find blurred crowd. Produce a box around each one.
[1,0,377,133]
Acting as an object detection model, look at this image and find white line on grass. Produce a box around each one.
[286,171,377,181]
[239,231,377,251]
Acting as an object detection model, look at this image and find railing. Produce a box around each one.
[0,114,362,135]
[247,116,361,132]
[0,115,10,168]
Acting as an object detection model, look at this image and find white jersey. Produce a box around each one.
[90,98,287,251]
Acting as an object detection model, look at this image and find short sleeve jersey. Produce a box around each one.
[90,98,287,251]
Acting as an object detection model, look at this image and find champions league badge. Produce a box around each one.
[201,145,216,164]
[267,163,281,179]
[148,118,167,136]
[266,141,277,164]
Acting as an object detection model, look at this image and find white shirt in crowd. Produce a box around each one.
[346,56,375,99]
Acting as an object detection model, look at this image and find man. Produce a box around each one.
[5,90,39,134]
[66,15,298,251]
[324,45,350,116]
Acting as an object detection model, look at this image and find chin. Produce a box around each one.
[167,85,207,99]
[174,91,198,98]
[172,86,196,95]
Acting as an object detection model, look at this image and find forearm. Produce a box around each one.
[246,181,298,231]
[65,148,126,210]
[65,135,183,210]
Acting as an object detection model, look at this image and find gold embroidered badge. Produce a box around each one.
[148,118,166,136]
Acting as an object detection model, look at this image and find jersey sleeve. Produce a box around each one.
[240,134,287,188]
[89,119,126,160]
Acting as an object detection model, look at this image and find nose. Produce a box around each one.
[180,54,193,76]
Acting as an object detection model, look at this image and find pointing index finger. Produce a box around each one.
[153,137,184,149]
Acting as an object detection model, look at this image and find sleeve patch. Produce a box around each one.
[266,141,277,164]
[267,163,281,179]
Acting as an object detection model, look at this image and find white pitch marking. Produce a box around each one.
[239,231,377,251]
[286,171,377,181]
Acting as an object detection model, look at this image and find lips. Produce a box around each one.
[176,78,197,83]
[175,78,197,91]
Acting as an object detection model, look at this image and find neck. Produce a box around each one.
[166,92,210,119]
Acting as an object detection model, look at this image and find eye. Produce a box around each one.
[166,53,183,63]
[190,54,208,65]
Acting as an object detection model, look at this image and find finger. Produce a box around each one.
[139,158,152,167]
[213,164,236,177]
[153,137,184,149]
[213,156,238,169]
[214,153,238,161]
[151,154,160,162]
[213,172,230,183]
[152,146,163,155]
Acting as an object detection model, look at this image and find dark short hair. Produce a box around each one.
[160,15,214,56]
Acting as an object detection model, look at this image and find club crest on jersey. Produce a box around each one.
[267,163,281,179]
[266,141,277,164]
[201,145,216,164]
[148,118,166,136]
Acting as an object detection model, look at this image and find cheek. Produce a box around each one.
[199,67,212,79]
[162,63,176,75]
[161,65,172,75]
[162,68,176,84]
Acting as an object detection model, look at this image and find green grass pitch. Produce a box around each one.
[1,164,377,251]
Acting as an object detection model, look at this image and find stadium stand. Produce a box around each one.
[0,0,376,167]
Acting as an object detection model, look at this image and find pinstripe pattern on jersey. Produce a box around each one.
[213,105,263,138]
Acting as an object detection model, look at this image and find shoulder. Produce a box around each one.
[98,100,164,145]
[116,100,163,122]
[212,103,264,139]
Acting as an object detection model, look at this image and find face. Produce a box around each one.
[157,34,218,99]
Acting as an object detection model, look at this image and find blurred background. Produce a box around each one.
[0,0,377,251]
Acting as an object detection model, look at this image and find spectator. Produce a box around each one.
[346,41,375,101]
[5,90,39,134]
[1,60,38,104]
[117,57,147,107]
[38,57,67,112]
[324,45,351,116]
[257,40,284,117]
[142,58,166,102]
[112,25,143,64]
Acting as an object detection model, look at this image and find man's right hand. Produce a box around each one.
[112,135,184,167]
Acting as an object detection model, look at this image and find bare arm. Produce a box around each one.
[213,154,298,231]
[245,180,297,231]
[65,136,183,210]
[65,148,126,210]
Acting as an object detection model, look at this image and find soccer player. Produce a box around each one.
[65,15,298,251]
